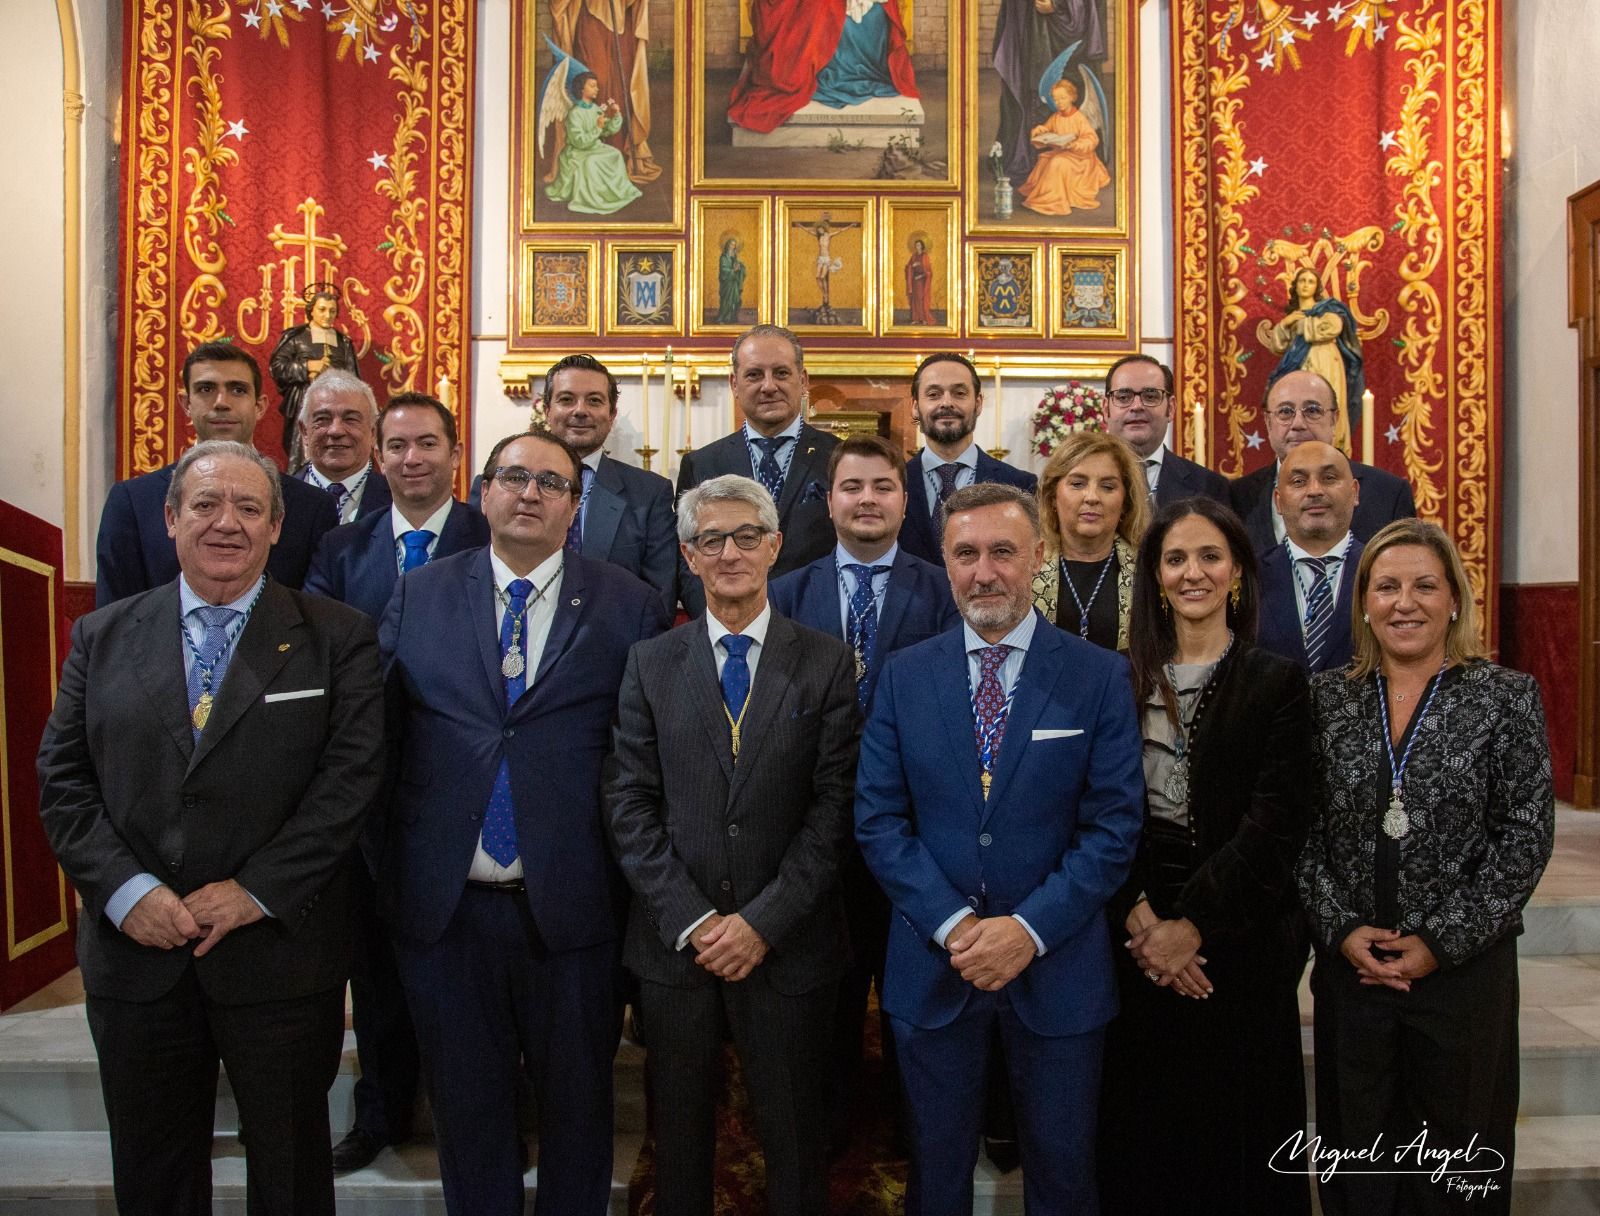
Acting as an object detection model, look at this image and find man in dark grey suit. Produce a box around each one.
[39,439,385,1216]
[539,353,679,611]
[292,368,392,524]
[1103,353,1230,507]
[607,474,860,1216]
[675,325,839,614]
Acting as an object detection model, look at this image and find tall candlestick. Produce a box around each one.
[1361,388,1376,466]
[1192,400,1206,469]
[640,353,652,442]
[988,358,1008,459]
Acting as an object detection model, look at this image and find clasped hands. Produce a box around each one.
[1124,901,1212,999]
[691,912,768,982]
[947,914,1036,992]
[1340,925,1437,991]
[121,880,263,958]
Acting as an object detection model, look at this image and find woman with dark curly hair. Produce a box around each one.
[1298,518,1554,1216]
[1097,495,1315,1216]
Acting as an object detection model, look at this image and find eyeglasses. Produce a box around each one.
[1107,387,1170,407]
[688,524,770,555]
[1270,403,1329,423]
[491,466,576,498]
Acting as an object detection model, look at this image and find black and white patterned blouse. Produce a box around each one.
[1297,660,1555,968]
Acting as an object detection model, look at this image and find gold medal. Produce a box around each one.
[191,692,213,731]
[980,771,992,800]
[854,649,867,683]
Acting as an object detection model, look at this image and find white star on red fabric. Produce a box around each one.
[1248,156,1268,177]
[225,118,248,141]
[1245,431,1265,450]
[264,0,283,15]
[1378,130,1399,151]
[1256,48,1276,71]
[367,150,389,171]
[1279,28,1295,45]
[363,42,380,62]
[1352,10,1371,28]
[1385,424,1401,444]
[243,8,262,28]
[1299,9,1321,28]
[291,0,311,9]
[342,17,360,38]
[1374,20,1389,40]
[1327,1,1349,19]
[321,1,336,16]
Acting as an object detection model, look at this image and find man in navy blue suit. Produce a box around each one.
[1258,440,1365,675]
[1103,353,1230,508]
[302,391,488,1172]
[379,428,669,1216]
[95,342,338,606]
[539,353,679,612]
[899,352,1038,567]
[292,369,392,525]
[856,482,1144,1216]
[769,432,960,1151]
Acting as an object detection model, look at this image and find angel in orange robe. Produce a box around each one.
[1019,79,1111,217]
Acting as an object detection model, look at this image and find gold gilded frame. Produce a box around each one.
[1049,245,1128,340]
[605,241,686,335]
[965,243,1046,338]
[519,240,600,336]
[514,0,687,233]
[690,197,772,336]
[693,0,958,190]
[965,0,1135,237]
[880,198,959,337]
[0,547,69,961]
[777,198,877,337]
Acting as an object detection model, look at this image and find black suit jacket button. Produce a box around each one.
[967,896,980,910]
[503,728,515,739]
[720,880,731,891]
[182,795,197,809]
[727,824,739,837]
[168,858,182,872]
[979,833,993,847]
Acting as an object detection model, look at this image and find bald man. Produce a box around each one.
[1227,369,1414,554]
[1258,440,1364,673]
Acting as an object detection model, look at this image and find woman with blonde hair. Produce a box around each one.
[1033,429,1149,650]
[1299,519,1554,1216]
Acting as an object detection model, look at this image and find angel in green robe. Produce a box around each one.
[545,73,642,216]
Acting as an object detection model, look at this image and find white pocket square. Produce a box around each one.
[264,689,325,703]
[1031,728,1084,741]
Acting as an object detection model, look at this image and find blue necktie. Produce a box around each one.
[751,437,789,502]
[721,633,753,722]
[400,530,435,573]
[185,605,237,740]
[1299,556,1335,672]
[844,563,891,709]
[565,467,592,555]
[481,578,533,867]
[972,644,1013,794]
[325,480,348,517]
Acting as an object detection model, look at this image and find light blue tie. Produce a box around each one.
[400,530,435,573]
[185,606,237,740]
[481,578,533,867]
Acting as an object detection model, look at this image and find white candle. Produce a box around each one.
[1192,400,1206,469]
[437,373,451,411]
[992,359,1003,448]
[1362,388,1376,466]
[640,353,651,444]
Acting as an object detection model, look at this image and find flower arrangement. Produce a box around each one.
[1031,381,1107,459]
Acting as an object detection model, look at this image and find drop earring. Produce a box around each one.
[1229,579,1241,612]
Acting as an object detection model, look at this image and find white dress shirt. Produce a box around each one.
[465,546,566,882]
[304,461,372,524]
[389,497,453,572]
[1141,443,1167,497]
[919,441,980,507]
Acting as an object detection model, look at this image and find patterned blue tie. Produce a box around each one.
[721,634,753,720]
[750,437,789,502]
[844,563,891,709]
[400,530,434,573]
[1299,556,1335,672]
[565,466,591,555]
[972,645,1012,796]
[933,462,963,542]
[325,480,348,518]
[185,606,237,740]
[481,578,533,867]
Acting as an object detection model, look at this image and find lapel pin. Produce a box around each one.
[571,598,581,606]
[277,644,291,652]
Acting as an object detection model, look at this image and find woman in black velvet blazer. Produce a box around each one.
[1097,496,1316,1216]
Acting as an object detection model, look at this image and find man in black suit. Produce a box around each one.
[899,352,1038,566]
[1258,440,1366,674]
[381,428,669,1216]
[768,432,959,1151]
[675,324,839,614]
[607,474,859,1216]
[302,391,488,1172]
[1228,368,1415,553]
[293,368,392,524]
[1103,353,1229,507]
[94,342,339,606]
[38,440,385,1216]
[540,352,679,612]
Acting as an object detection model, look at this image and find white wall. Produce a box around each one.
[1501,0,1600,585]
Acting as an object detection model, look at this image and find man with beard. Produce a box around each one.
[899,353,1037,567]
[855,481,1143,1215]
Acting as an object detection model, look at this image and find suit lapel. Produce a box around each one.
[528,557,587,694]
[466,549,506,701]
[932,631,986,816]
[903,455,935,551]
[726,614,797,805]
[1265,552,1311,665]
[1330,541,1363,668]
[798,560,844,640]
[434,500,480,559]
[130,582,195,763]
[583,458,626,561]
[877,550,918,650]
[981,617,1056,824]
[356,512,399,610]
[683,623,735,783]
[188,582,301,772]
[776,427,825,522]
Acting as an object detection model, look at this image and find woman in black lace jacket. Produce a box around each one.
[1298,519,1554,1216]
[1098,496,1316,1216]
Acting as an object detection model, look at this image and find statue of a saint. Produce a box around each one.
[791,212,861,324]
[716,236,747,325]
[269,285,358,464]
[1256,266,1365,452]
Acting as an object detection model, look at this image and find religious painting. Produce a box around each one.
[693,0,958,188]
[521,240,599,334]
[966,243,1044,337]
[776,199,875,334]
[880,199,957,335]
[1050,246,1126,338]
[691,198,771,335]
[606,242,684,334]
[968,0,1134,235]
[516,0,686,230]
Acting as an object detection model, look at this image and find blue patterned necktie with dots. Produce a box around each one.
[480,578,533,867]
[750,436,790,502]
[844,563,891,709]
